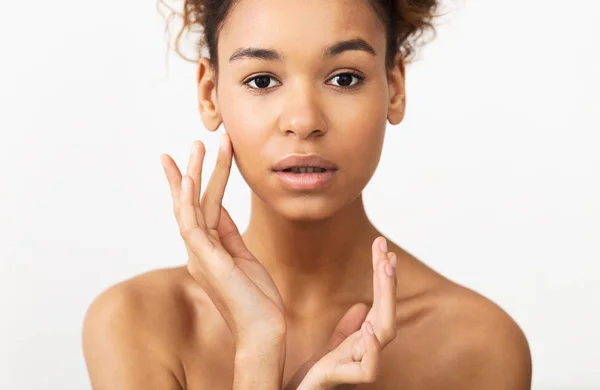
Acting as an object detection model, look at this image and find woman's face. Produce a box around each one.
[205,0,404,221]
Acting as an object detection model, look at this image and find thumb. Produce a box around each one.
[325,303,370,352]
[283,303,369,390]
[216,205,250,258]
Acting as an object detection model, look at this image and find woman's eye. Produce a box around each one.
[328,73,364,88]
[246,75,280,89]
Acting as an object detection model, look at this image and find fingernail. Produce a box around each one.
[190,143,197,157]
[385,262,395,277]
[379,238,387,253]
[390,253,397,268]
[366,321,375,335]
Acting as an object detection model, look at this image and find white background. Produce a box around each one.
[1,1,598,389]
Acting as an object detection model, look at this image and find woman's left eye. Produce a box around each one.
[327,72,364,88]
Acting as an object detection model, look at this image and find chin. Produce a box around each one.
[275,198,338,222]
[268,192,360,223]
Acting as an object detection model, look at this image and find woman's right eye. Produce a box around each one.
[245,75,281,90]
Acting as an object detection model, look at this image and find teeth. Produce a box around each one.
[289,167,326,173]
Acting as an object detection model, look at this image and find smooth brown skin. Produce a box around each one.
[82,0,532,388]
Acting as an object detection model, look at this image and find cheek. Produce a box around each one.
[217,94,273,187]
[223,118,265,180]
[337,95,388,170]
[218,89,267,153]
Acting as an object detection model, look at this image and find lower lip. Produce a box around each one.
[274,170,337,190]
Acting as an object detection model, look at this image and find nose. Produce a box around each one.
[278,82,328,140]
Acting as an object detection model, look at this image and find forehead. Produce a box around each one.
[218,0,386,57]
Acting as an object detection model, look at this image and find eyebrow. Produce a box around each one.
[228,38,377,62]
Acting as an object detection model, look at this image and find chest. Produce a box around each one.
[179,320,437,390]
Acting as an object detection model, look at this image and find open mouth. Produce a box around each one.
[272,154,338,189]
[274,166,337,190]
[281,166,330,173]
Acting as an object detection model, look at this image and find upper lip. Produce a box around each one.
[273,154,338,171]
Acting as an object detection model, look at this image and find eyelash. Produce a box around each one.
[243,71,366,93]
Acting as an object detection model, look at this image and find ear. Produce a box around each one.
[197,57,222,131]
[387,52,406,125]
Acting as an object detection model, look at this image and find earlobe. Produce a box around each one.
[197,57,222,131]
[387,53,406,125]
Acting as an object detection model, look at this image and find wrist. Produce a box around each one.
[236,326,287,352]
[235,335,286,364]
[233,339,286,390]
[298,366,328,390]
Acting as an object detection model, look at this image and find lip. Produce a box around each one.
[274,170,337,190]
[272,154,339,191]
[272,154,339,171]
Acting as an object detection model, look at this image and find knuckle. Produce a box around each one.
[382,325,397,343]
[179,226,189,237]
[375,333,383,348]
[378,329,389,343]
[179,226,195,240]
[364,365,379,383]
[206,227,220,241]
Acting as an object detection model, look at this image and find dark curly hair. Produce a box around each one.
[158,0,439,73]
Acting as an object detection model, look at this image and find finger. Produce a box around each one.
[185,141,207,229]
[217,205,250,258]
[359,321,380,381]
[160,153,190,229]
[284,303,368,390]
[180,175,234,277]
[351,334,366,362]
[179,175,202,232]
[375,252,397,346]
[320,330,363,365]
[327,322,380,385]
[326,303,370,352]
[366,237,387,324]
[160,153,183,204]
[201,133,233,232]
[186,140,206,208]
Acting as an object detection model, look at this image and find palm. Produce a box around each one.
[206,205,285,312]
[233,251,285,313]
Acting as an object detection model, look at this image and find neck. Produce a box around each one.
[242,193,381,320]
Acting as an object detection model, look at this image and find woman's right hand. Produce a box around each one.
[160,134,286,348]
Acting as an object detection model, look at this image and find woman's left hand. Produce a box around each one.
[295,238,398,389]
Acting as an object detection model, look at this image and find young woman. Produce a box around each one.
[82,0,532,388]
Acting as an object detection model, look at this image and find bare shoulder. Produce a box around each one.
[383,276,532,390]
[428,282,531,387]
[82,266,202,389]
